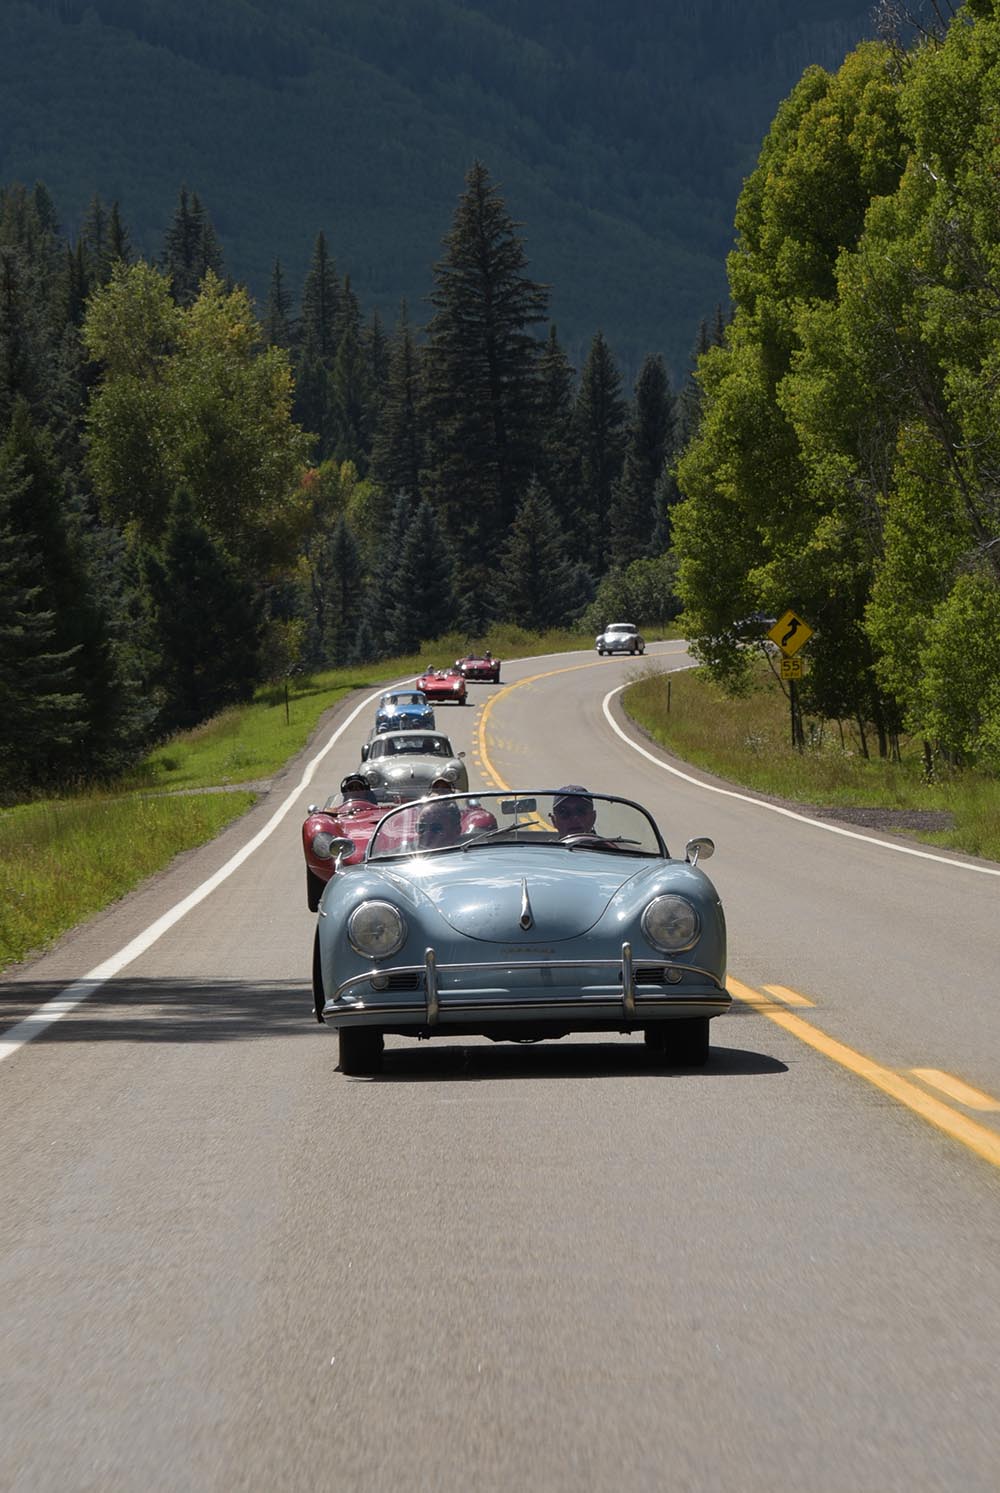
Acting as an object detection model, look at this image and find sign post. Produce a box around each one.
[767,610,814,751]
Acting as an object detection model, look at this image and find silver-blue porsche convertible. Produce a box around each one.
[311,788,729,1074]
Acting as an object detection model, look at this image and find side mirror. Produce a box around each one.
[685,837,715,867]
[307,803,318,815]
[361,743,370,760]
[458,750,466,759]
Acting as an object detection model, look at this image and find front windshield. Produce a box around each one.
[384,735,453,757]
[367,790,666,859]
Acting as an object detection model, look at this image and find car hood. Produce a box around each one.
[413,860,646,942]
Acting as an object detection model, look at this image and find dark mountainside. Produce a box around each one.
[0,0,879,373]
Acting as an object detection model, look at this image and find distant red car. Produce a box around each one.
[416,665,468,706]
[455,650,501,683]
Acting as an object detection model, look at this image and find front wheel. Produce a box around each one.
[644,1018,710,1067]
[306,867,324,912]
[339,1027,384,1076]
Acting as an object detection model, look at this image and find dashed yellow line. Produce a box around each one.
[909,1069,1000,1112]
[730,979,1000,1170]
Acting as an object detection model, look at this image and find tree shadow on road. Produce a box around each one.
[0,977,316,1044]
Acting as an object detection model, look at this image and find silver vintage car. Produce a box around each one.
[358,730,468,801]
[311,788,728,1074]
[596,621,646,655]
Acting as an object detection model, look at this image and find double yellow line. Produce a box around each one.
[469,661,1000,1172]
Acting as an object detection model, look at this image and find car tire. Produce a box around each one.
[644,1018,710,1066]
[306,868,324,913]
[312,932,325,1022]
[339,1027,384,1076]
[670,1017,710,1066]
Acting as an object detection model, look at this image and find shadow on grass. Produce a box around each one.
[1,980,787,1081]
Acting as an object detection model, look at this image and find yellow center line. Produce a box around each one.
[762,983,816,1008]
[909,1069,1000,1112]
[476,659,622,787]
[730,979,1000,1169]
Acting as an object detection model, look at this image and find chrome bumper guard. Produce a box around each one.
[327,941,728,1025]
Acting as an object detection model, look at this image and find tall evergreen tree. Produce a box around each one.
[535,325,580,533]
[142,488,261,733]
[370,303,424,507]
[358,492,418,657]
[314,516,362,667]
[295,232,341,452]
[329,319,372,472]
[162,187,225,307]
[610,353,674,567]
[493,480,588,629]
[575,330,627,575]
[264,258,294,348]
[422,160,549,577]
[384,499,457,654]
[0,448,84,796]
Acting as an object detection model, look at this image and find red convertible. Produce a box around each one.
[455,650,501,683]
[416,665,468,706]
[302,774,498,909]
[302,775,390,911]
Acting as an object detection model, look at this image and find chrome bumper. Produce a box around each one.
[323,941,730,1026]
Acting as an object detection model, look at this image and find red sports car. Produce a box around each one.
[302,778,392,911]
[455,650,501,683]
[302,775,498,909]
[416,665,468,705]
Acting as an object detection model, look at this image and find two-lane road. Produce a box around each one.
[2,645,999,1491]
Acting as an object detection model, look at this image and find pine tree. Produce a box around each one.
[535,325,581,534]
[358,493,418,657]
[383,499,457,654]
[610,354,674,567]
[162,187,225,307]
[315,516,361,667]
[264,258,294,348]
[142,488,261,732]
[106,202,132,269]
[363,309,390,434]
[299,232,340,362]
[0,447,85,796]
[422,161,548,566]
[329,319,372,472]
[370,303,424,507]
[575,330,627,575]
[493,479,588,629]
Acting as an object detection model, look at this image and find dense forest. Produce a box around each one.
[0,0,880,374]
[5,0,996,805]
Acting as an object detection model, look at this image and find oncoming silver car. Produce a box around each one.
[596,622,645,655]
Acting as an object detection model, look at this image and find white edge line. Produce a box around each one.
[601,680,1000,878]
[0,676,415,1064]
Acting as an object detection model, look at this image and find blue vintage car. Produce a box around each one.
[374,690,435,732]
[312,788,729,1074]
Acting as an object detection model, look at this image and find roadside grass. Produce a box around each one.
[624,662,1000,861]
[0,791,255,969]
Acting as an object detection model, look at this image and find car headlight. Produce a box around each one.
[452,681,462,690]
[365,768,382,785]
[348,901,406,958]
[441,765,460,781]
[311,830,336,859]
[641,895,700,952]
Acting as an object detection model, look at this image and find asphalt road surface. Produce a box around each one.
[3,644,999,1492]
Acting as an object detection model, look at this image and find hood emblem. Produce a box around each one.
[519,878,534,931]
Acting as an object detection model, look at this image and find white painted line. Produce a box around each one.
[0,677,413,1064]
[601,681,1000,878]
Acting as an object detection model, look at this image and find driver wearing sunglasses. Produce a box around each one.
[416,800,462,848]
[551,784,597,837]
